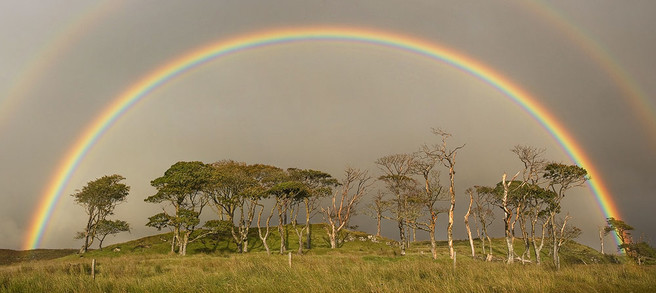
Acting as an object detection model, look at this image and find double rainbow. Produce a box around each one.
[24,27,621,249]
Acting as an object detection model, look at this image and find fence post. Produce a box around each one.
[91,259,96,280]
[288,252,292,268]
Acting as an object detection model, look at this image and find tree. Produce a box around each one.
[364,191,391,238]
[524,184,556,265]
[322,167,373,249]
[423,128,464,259]
[495,172,521,264]
[71,174,130,253]
[269,181,310,254]
[145,161,213,256]
[512,145,547,262]
[288,168,338,250]
[206,160,258,253]
[409,151,446,259]
[543,163,589,269]
[94,219,130,250]
[464,188,475,258]
[472,186,495,259]
[375,153,415,256]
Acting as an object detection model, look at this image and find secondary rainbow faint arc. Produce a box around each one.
[24,27,621,250]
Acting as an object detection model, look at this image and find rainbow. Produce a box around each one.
[520,0,656,143]
[24,26,622,250]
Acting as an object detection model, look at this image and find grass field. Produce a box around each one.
[2,225,654,292]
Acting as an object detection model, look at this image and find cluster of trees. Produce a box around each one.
[71,128,653,268]
[142,160,371,256]
[366,130,589,269]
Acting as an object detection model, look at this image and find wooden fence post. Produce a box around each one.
[91,259,96,280]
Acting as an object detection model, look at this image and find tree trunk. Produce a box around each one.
[599,227,605,255]
[465,191,475,258]
[429,225,437,260]
[398,218,406,256]
[502,173,514,264]
[551,215,560,269]
[376,214,381,237]
[447,166,456,259]
[305,200,312,250]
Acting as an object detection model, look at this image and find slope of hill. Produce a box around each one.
[0,249,78,265]
[3,223,620,265]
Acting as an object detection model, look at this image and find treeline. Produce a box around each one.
[71,128,654,267]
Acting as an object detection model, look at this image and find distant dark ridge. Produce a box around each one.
[0,249,77,265]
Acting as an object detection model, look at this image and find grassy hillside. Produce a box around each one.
[0,249,77,266]
[2,224,653,292]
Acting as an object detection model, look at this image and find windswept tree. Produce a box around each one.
[512,145,547,262]
[375,153,415,256]
[605,217,634,254]
[322,167,373,249]
[269,181,310,254]
[145,161,213,256]
[94,219,130,250]
[472,186,495,259]
[72,174,130,254]
[524,184,557,264]
[423,128,464,259]
[543,163,589,269]
[288,168,338,250]
[364,191,391,238]
[494,172,521,264]
[206,160,258,253]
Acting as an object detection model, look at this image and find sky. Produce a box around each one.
[1,0,654,251]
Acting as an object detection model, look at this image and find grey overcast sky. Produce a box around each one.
[1,0,654,251]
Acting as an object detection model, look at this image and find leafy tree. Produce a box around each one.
[94,219,130,250]
[288,168,338,251]
[375,153,415,256]
[269,181,311,254]
[71,174,129,253]
[145,161,213,256]
[206,160,258,253]
[472,186,495,259]
[543,163,589,269]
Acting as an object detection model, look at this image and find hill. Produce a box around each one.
[0,249,77,265]
[3,223,619,265]
[2,224,654,292]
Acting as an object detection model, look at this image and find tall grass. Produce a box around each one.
[2,252,655,292]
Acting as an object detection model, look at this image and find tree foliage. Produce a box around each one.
[71,174,129,253]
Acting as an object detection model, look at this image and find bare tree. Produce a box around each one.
[375,153,415,256]
[322,167,373,249]
[424,128,464,259]
[500,172,520,264]
[554,214,582,255]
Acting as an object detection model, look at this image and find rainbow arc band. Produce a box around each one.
[24,27,621,250]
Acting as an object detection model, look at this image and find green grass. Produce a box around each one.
[2,225,653,292]
[2,253,655,292]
